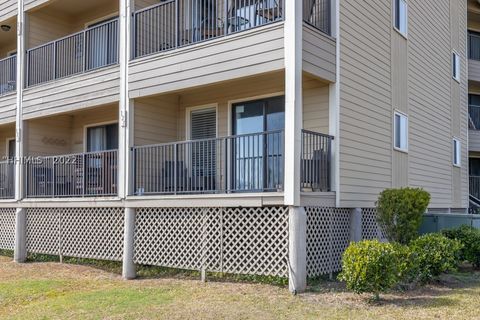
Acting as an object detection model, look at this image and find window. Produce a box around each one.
[452,52,460,82]
[394,112,408,152]
[394,0,407,36]
[453,138,461,167]
[86,123,118,152]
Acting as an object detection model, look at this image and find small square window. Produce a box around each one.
[453,52,460,82]
[394,112,408,152]
[394,0,407,36]
[453,138,461,167]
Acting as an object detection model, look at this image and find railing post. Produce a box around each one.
[175,0,179,48]
[224,0,228,36]
[83,30,87,72]
[173,143,177,195]
[51,158,55,198]
[82,153,86,197]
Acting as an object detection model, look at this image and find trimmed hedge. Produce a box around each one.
[442,225,480,268]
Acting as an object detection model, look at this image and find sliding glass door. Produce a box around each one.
[231,96,284,191]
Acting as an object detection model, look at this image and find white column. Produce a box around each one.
[122,207,136,279]
[288,206,307,294]
[14,208,26,263]
[15,0,25,201]
[118,0,133,198]
[284,0,303,206]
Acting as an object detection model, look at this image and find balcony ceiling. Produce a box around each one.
[35,0,117,17]
[0,17,16,49]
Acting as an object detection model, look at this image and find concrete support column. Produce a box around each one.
[14,208,26,263]
[288,206,307,294]
[122,207,136,280]
[350,208,362,242]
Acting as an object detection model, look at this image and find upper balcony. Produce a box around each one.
[23,0,120,118]
[129,0,335,98]
[0,15,17,125]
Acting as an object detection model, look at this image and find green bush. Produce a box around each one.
[409,233,462,283]
[442,225,480,268]
[376,188,431,244]
[338,240,402,300]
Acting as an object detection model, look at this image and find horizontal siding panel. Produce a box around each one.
[469,130,480,151]
[0,0,16,22]
[129,23,284,98]
[0,93,16,125]
[302,24,336,81]
[469,59,480,82]
[23,66,120,119]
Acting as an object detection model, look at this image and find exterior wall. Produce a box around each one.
[22,66,120,119]
[302,23,336,82]
[303,77,329,133]
[25,103,117,155]
[338,0,468,209]
[470,130,480,151]
[0,0,17,22]
[0,124,15,158]
[0,94,16,125]
[128,23,285,99]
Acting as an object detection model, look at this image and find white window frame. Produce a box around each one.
[393,111,408,152]
[453,138,461,167]
[185,104,218,140]
[452,51,461,82]
[393,0,408,38]
[83,120,119,152]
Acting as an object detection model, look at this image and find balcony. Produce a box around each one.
[0,55,16,96]
[25,19,119,88]
[469,32,480,82]
[0,160,14,199]
[132,129,332,196]
[469,104,480,151]
[25,150,118,198]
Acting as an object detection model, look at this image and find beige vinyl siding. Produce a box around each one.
[26,104,118,156]
[303,78,329,134]
[134,96,179,146]
[470,130,480,151]
[25,115,73,156]
[302,23,336,82]
[22,65,120,119]
[469,59,480,82]
[0,94,16,125]
[0,124,15,159]
[338,0,392,208]
[391,22,409,188]
[129,23,285,99]
[70,104,118,153]
[407,0,465,208]
[0,0,16,24]
[24,0,51,11]
[27,9,75,48]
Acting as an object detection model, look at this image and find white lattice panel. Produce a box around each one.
[222,207,289,276]
[61,208,124,261]
[26,208,124,260]
[361,208,387,241]
[306,207,351,278]
[134,206,289,277]
[134,207,222,271]
[0,208,16,250]
[26,208,61,255]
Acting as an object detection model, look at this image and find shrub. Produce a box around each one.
[409,233,462,283]
[442,225,480,268]
[376,188,431,244]
[338,240,402,300]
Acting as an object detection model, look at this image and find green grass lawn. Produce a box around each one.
[0,256,479,319]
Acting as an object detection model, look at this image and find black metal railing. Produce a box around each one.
[25,150,118,198]
[0,160,14,199]
[132,130,284,195]
[0,55,16,96]
[469,32,480,61]
[26,19,119,87]
[303,0,331,35]
[132,0,286,59]
[301,129,333,192]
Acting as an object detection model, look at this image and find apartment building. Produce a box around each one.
[0,0,468,293]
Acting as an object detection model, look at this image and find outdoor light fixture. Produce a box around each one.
[0,25,11,32]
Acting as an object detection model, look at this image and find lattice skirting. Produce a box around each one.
[134,206,289,277]
[0,208,16,250]
[361,208,387,241]
[26,208,124,261]
[306,207,351,278]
